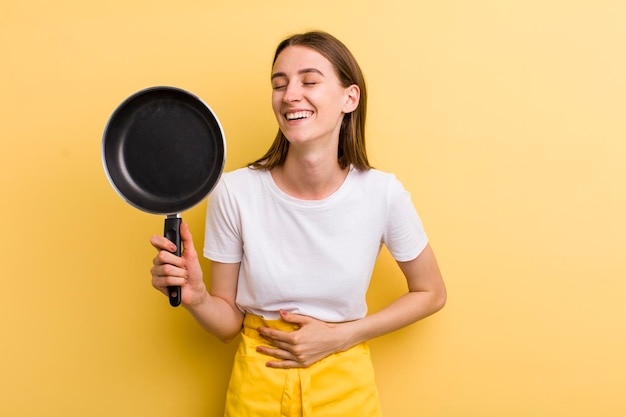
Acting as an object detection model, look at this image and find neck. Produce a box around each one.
[272,149,348,200]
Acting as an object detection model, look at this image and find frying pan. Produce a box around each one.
[102,86,226,307]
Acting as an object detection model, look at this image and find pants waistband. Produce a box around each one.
[242,312,300,341]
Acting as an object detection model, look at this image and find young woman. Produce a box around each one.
[150,31,446,417]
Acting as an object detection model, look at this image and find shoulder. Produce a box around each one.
[352,167,397,181]
[208,168,269,216]
[221,166,264,182]
[208,168,264,207]
[350,168,405,194]
[218,167,266,191]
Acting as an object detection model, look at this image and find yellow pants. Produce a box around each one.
[224,314,383,417]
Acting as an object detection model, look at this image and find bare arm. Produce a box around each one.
[257,243,446,367]
[342,243,446,346]
[150,222,243,342]
[185,261,243,343]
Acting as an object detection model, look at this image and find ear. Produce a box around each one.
[342,84,360,113]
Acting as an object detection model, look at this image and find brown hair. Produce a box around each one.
[249,31,371,171]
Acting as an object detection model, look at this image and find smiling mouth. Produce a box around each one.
[285,111,313,121]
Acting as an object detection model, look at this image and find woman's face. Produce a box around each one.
[271,45,359,147]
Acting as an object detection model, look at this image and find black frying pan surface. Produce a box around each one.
[102,86,225,306]
[102,86,225,215]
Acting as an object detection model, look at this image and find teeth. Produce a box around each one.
[286,111,312,120]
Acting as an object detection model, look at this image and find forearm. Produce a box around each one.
[342,245,446,349]
[342,288,446,349]
[257,288,446,369]
[184,291,244,343]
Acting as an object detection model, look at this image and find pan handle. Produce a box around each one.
[164,215,182,307]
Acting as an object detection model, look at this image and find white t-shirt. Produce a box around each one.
[203,166,428,322]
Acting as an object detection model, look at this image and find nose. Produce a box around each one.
[282,83,302,103]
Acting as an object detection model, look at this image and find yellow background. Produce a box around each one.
[1,1,625,416]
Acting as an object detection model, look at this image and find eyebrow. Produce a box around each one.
[271,68,325,80]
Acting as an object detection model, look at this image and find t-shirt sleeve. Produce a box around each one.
[203,178,243,263]
[383,177,429,262]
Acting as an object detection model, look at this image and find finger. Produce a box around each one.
[257,326,295,345]
[256,346,304,369]
[179,222,197,258]
[256,345,289,359]
[151,264,188,288]
[150,235,176,252]
[152,250,185,268]
[279,309,310,326]
[258,347,307,368]
[265,360,302,369]
[153,262,188,279]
